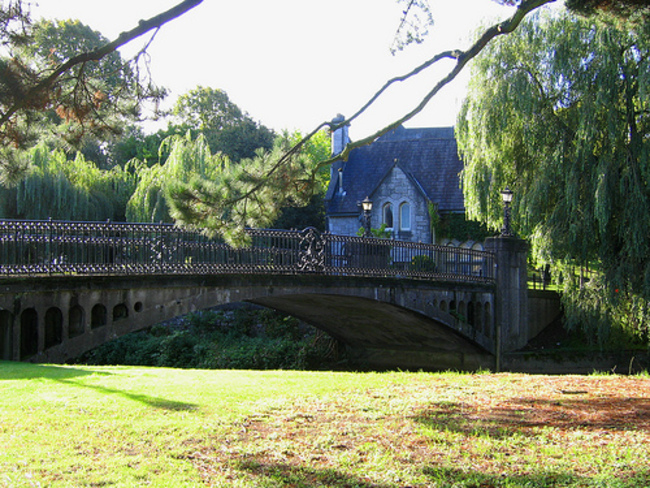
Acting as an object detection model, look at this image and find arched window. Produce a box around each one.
[383,203,393,228]
[399,202,411,231]
[44,307,63,350]
[69,305,85,338]
[91,304,107,329]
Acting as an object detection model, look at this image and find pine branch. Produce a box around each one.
[0,0,202,130]
[202,0,555,215]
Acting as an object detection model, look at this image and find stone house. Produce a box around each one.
[325,120,465,244]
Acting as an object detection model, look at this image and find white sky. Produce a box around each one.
[31,0,525,140]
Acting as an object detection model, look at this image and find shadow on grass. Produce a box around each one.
[227,459,650,488]
[422,466,650,488]
[0,360,197,411]
[235,460,394,488]
[0,360,103,380]
[416,395,650,437]
[55,378,199,412]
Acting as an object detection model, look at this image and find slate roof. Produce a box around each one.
[325,126,465,216]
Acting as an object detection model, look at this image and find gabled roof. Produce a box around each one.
[326,126,464,216]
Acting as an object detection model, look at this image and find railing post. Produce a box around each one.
[484,236,529,370]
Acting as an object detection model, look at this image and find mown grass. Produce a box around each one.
[1,361,649,487]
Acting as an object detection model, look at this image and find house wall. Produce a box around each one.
[372,166,432,243]
[328,215,362,236]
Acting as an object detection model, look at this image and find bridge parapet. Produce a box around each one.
[0,220,495,284]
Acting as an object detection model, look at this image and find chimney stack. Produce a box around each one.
[331,114,350,156]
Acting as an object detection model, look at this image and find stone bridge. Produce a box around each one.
[0,220,554,370]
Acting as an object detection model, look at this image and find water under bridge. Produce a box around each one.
[0,220,558,370]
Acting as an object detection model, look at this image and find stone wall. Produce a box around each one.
[326,164,433,242]
[484,237,530,354]
[328,215,362,237]
[369,166,432,243]
[503,350,649,375]
[528,290,562,340]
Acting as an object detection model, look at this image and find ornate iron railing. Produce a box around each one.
[0,219,495,283]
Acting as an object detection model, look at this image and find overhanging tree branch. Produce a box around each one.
[211,0,556,222]
[324,0,556,166]
[0,0,203,129]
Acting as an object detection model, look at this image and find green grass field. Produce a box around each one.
[1,361,649,487]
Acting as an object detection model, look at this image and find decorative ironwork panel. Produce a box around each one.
[296,227,325,273]
[0,219,495,284]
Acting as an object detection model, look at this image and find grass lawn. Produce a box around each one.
[1,361,649,487]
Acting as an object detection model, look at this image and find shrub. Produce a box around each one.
[411,255,437,273]
[75,307,343,371]
[80,331,160,366]
[157,330,202,368]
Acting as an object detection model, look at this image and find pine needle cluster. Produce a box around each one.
[166,137,319,246]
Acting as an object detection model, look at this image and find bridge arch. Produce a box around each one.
[247,292,491,370]
[0,273,496,370]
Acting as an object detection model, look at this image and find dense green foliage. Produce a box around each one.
[0,1,191,156]
[78,307,342,371]
[0,16,156,193]
[457,11,650,344]
[126,132,226,223]
[124,127,329,233]
[0,15,322,231]
[271,130,331,231]
[566,0,650,21]
[0,144,135,220]
[167,131,328,244]
[171,86,275,161]
[436,213,493,244]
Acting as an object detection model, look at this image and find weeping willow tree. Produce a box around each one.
[457,11,650,345]
[126,132,227,223]
[0,144,135,220]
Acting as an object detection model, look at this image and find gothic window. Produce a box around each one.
[383,203,394,228]
[399,202,411,231]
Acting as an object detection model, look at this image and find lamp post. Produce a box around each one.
[361,196,373,237]
[500,187,514,237]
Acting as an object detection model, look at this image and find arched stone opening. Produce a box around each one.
[467,302,475,326]
[474,302,483,331]
[458,301,466,323]
[20,308,38,359]
[484,303,492,337]
[69,305,85,338]
[91,304,107,329]
[44,307,63,349]
[0,310,13,360]
[113,303,128,322]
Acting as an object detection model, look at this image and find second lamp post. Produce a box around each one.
[361,196,373,237]
[500,187,514,237]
